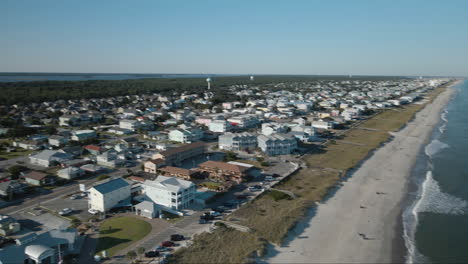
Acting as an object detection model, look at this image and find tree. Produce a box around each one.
[223,152,237,162]
[8,165,28,179]
[45,126,57,135]
[136,247,145,260]
[126,250,137,261]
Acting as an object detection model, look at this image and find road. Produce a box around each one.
[0,155,30,169]
[0,165,140,215]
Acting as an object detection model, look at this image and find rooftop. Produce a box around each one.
[91,178,130,194]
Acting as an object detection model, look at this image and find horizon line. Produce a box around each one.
[0,71,464,78]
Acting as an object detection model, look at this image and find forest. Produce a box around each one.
[0,75,404,105]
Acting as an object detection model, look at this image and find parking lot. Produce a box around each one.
[41,192,91,221]
[12,209,70,232]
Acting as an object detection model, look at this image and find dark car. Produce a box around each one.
[223,200,239,208]
[170,234,185,241]
[199,218,207,224]
[212,207,225,213]
[161,241,175,247]
[236,194,248,200]
[200,214,215,220]
[155,246,171,252]
[145,251,160,258]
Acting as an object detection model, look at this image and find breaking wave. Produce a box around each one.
[424,139,449,158]
[404,171,468,263]
[415,171,467,215]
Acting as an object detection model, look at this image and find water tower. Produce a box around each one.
[206,77,212,90]
[250,75,254,81]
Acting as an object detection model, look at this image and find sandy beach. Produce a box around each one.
[262,82,459,263]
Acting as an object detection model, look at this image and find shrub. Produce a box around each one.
[97,174,110,181]
[268,190,292,201]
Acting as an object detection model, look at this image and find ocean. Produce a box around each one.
[403,79,468,263]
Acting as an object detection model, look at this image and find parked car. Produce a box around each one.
[212,206,226,213]
[88,209,99,215]
[222,200,239,208]
[59,208,73,216]
[264,176,274,181]
[161,241,175,247]
[199,218,207,224]
[236,194,248,200]
[70,194,80,200]
[200,214,215,220]
[170,234,185,241]
[155,246,170,252]
[145,251,160,258]
[209,211,222,217]
[248,185,263,192]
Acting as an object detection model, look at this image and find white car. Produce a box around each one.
[209,211,222,217]
[88,209,99,215]
[59,208,73,216]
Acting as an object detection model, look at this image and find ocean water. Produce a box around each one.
[403,80,468,263]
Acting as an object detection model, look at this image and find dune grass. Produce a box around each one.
[169,226,266,264]
[95,216,151,257]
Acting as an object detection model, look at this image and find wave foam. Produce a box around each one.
[415,171,468,215]
[441,111,448,123]
[424,139,449,157]
[404,171,468,263]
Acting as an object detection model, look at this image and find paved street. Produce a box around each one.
[0,155,30,168]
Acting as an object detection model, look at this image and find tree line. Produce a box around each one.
[0,75,403,105]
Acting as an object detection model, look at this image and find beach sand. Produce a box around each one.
[262,83,458,263]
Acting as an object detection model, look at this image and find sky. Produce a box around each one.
[1,0,468,76]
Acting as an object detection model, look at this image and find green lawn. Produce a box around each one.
[200,181,222,190]
[95,216,151,257]
[0,149,34,160]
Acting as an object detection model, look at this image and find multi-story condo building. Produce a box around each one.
[261,122,289,136]
[70,130,97,141]
[59,115,80,126]
[119,119,140,130]
[218,132,257,151]
[88,178,131,212]
[209,120,232,133]
[227,115,259,129]
[257,133,297,156]
[143,176,196,211]
[311,121,334,129]
[168,128,203,144]
[198,161,251,184]
[152,142,206,166]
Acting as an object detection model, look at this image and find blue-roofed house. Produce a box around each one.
[88,178,131,212]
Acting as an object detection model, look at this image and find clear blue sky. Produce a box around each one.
[2,0,467,76]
